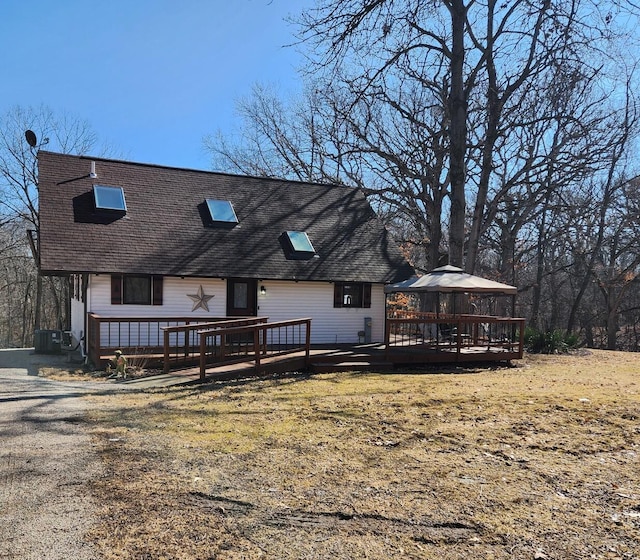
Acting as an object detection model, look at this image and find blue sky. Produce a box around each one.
[0,0,310,170]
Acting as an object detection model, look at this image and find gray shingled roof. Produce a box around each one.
[38,151,414,283]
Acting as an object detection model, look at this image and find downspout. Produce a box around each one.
[384,289,388,343]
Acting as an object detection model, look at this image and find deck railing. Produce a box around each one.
[198,318,312,380]
[87,314,228,367]
[86,314,311,374]
[87,311,522,374]
[385,314,525,360]
[162,317,268,372]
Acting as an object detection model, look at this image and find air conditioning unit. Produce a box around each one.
[34,330,62,354]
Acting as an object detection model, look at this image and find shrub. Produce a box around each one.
[524,327,578,354]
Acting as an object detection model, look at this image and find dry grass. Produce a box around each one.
[85,350,640,559]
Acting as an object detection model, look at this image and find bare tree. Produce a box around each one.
[0,221,30,346]
[0,105,100,344]
[293,0,640,272]
[205,1,640,347]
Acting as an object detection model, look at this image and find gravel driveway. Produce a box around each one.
[0,349,113,560]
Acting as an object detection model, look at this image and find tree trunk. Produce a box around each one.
[606,305,618,350]
[447,0,467,267]
[466,0,497,274]
[427,191,444,271]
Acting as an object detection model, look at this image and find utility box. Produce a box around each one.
[364,317,372,344]
[34,329,62,354]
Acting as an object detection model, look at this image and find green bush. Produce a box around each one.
[524,327,578,354]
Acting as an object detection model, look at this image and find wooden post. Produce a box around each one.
[518,319,525,358]
[199,333,207,380]
[253,326,261,373]
[305,319,311,368]
[163,328,170,373]
[384,318,392,361]
[93,316,101,368]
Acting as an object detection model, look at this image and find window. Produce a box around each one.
[333,282,372,308]
[111,275,163,305]
[233,282,248,308]
[280,231,316,260]
[205,199,238,225]
[93,185,127,212]
[124,276,150,304]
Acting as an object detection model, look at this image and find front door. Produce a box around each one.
[227,278,258,317]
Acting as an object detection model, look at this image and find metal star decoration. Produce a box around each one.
[187,285,214,312]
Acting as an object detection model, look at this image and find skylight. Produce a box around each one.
[205,199,238,224]
[286,231,315,253]
[93,185,127,212]
[280,230,316,260]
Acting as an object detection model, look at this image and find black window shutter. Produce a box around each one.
[333,283,343,308]
[152,276,163,306]
[111,275,123,305]
[363,283,372,308]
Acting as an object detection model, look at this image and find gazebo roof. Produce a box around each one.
[384,265,517,295]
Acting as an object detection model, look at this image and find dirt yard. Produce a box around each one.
[72,351,640,558]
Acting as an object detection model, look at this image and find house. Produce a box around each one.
[37,151,414,361]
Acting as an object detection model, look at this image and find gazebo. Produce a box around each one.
[383,265,524,363]
[385,264,517,316]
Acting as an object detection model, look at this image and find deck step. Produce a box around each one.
[310,361,394,374]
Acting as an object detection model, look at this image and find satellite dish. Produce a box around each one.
[25,130,37,148]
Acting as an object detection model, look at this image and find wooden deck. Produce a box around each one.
[310,342,520,371]
[89,313,525,381]
[159,343,521,384]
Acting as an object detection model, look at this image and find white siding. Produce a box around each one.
[88,276,228,348]
[257,280,386,344]
[87,275,387,345]
[89,275,227,317]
